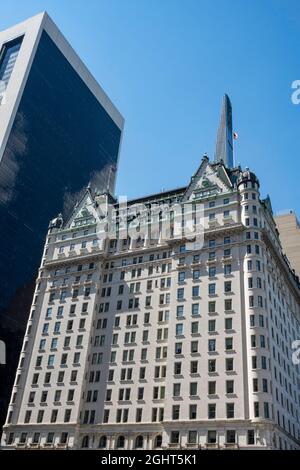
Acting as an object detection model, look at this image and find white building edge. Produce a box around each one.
[0,12,124,165]
[1,157,300,450]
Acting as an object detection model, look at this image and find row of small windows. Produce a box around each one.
[104,380,237,402]
[98,297,234,315]
[7,432,69,446]
[81,434,161,449]
[82,430,257,447]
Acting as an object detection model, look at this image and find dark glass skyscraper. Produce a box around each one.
[214,94,234,168]
[0,12,124,430]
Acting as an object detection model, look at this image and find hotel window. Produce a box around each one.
[225,318,232,330]
[173,383,181,397]
[176,323,183,336]
[208,381,216,395]
[64,336,71,348]
[226,380,234,394]
[225,299,232,311]
[178,271,185,283]
[263,402,269,419]
[191,303,199,316]
[177,288,184,300]
[192,285,199,297]
[226,430,236,444]
[176,305,184,318]
[224,281,232,293]
[224,264,231,275]
[48,355,55,367]
[33,433,40,444]
[73,352,80,364]
[261,356,267,369]
[226,358,234,371]
[51,410,58,423]
[193,270,200,280]
[37,410,44,423]
[207,431,217,444]
[24,410,31,423]
[191,341,198,353]
[208,339,216,352]
[260,335,265,348]
[71,370,78,382]
[175,342,182,355]
[143,330,149,342]
[174,362,182,375]
[208,266,216,278]
[170,431,180,444]
[191,321,199,334]
[190,360,198,374]
[64,409,71,423]
[208,359,216,372]
[188,430,197,444]
[208,284,216,295]
[225,337,233,350]
[54,321,61,333]
[172,405,180,420]
[189,404,197,419]
[20,432,27,444]
[61,433,69,445]
[46,307,52,318]
[190,382,197,396]
[141,348,147,360]
[208,320,216,332]
[247,430,255,445]
[60,290,67,301]
[208,301,216,313]
[136,408,143,423]
[209,239,216,248]
[208,403,216,419]
[254,402,259,417]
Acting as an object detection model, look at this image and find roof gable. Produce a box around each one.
[64,188,98,229]
[182,157,233,202]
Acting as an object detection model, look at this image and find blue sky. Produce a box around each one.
[1,0,300,215]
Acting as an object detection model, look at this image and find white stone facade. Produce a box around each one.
[2,158,300,450]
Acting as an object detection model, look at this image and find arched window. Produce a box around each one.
[116,435,125,448]
[81,435,89,448]
[99,436,107,449]
[135,435,143,449]
[155,435,162,448]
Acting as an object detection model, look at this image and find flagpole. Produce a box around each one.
[233,132,238,167]
[233,137,236,168]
